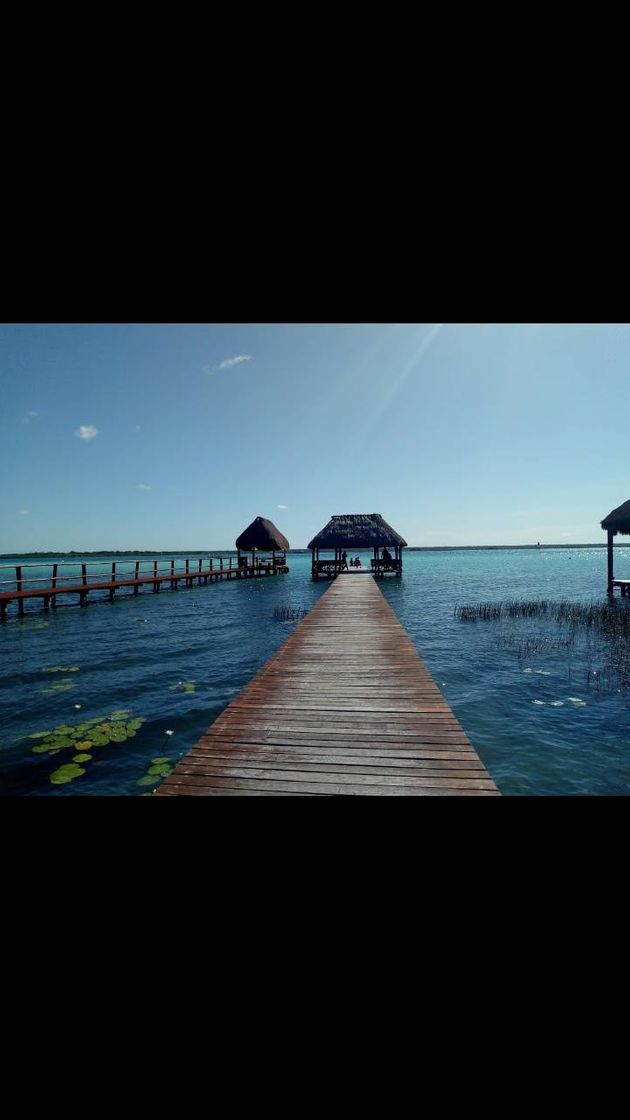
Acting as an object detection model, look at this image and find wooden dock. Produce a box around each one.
[157,573,499,796]
[0,556,288,620]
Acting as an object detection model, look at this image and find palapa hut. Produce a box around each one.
[601,499,630,596]
[307,513,407,580]
[235,516,289,573]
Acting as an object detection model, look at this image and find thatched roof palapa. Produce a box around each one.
[601,499,630,536]
[307,514,407,550]
[235,516,289,551]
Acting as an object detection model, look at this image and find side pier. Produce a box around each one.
[0,556,288,620]
[157,573,499,796]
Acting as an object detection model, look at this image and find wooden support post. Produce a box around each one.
[43,595,50,611]
[110,562,116,601]
[198,558,203,585]
[153,560,158,592]
[608,529,614,595]
[134,561,140,595]
[16,566,24,616]
[0,601,7,622]
[51,563,58,608]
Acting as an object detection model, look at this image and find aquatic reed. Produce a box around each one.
[273,606,310,621]
[455,598,630,691]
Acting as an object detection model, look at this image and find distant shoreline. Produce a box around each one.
[1,543,626,560]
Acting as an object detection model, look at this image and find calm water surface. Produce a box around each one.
[1,548,629,795]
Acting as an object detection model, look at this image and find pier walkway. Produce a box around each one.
[157,573,499,796]
[0,556,287,620]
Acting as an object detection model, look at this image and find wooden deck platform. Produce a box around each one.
[0,558,288,620]
[157,574,499,796]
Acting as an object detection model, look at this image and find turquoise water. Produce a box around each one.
[1,547,629,796]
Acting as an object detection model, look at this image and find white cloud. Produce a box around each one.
[75,424,98,441]
[19,508,30,515]
[22,410,39,424]
[205,354,253,375]
[277,504,288,509]
[137,483,152,490]
[219,354,253,369]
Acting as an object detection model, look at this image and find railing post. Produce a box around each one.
[134,561,140,595]
[153,560,158,592]
[110,562,116,602]
[51,563,58,608]
[16,565,24,616]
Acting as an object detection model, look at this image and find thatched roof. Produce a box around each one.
[307,514,407,550]
[235,516,289,551]
[601,499,630,535]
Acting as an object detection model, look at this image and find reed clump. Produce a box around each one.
[273,606,310,621]
[455,598,630,691]
[455,599,630,638]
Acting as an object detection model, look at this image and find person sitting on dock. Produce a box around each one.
[381,547,392,567]
[354,556,361,568]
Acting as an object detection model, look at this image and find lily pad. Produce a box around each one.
[44,666,79,673]
[110,709,131,721]
[148,763,172,776]
[72,753,92,763]
[50,763,86,785]
[152,756,171,764]
[137,775,158,787]
[128,719,144,731]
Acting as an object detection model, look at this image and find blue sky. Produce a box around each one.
[1,322,629,551]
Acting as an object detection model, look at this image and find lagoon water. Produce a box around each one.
[1,547,629,796]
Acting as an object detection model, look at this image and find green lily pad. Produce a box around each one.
[110,709,131,720]
[89,734,109,747]
[50,763,86,784]
[127,719,144,731]
[148,763,172,776]
[29,731,52,740]
[72,753,92,763]
[151,756,171,764]
[54,725,73,734]
[137,775,158,787]
[44,666,79,673]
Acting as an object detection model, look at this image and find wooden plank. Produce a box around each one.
[158,574,499,797]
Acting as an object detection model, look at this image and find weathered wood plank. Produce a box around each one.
[157,574,499,797]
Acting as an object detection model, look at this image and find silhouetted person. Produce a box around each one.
[341,550,348,570]
[382,547,392,566]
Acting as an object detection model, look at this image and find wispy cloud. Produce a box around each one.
[19,508,30,515]
[205,354,253,375]
[75,424,99,441]
[277,504,288,509]
[137,483,152,490]
[22,411,38,424]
